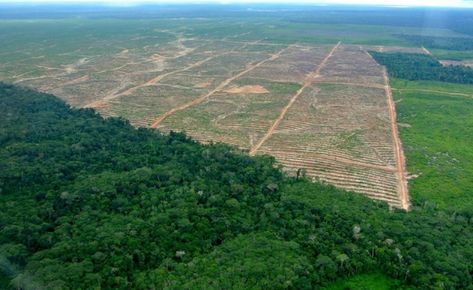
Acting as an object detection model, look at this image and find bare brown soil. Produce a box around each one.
[194,82,211,88]
[223,85,269,94]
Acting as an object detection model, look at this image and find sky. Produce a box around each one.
[1,0,473,7]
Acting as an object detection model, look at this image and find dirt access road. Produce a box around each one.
[383,68,410,210]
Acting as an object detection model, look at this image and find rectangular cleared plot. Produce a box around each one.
[268,84,395,166]
[317,45,385,85]
[247,45,332,83]
[257,82,400,206]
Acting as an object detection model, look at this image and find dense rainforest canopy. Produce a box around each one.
[370,51,473,84]
[0,83,472,289]
[396,34,473,51]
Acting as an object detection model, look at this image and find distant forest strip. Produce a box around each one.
[288,9,473,37]
[396,34,473,51]
[0,83,472,289]
[370,51,473,84]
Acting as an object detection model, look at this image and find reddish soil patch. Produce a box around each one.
[194,82,211,88]
[224,85,269,94]
[382,68,410,210]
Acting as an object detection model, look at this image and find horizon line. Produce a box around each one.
[1,1,473,9]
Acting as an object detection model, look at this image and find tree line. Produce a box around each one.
[370,51,473,84]
[396,34,473,51]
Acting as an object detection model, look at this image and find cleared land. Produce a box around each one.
[0,20,418,208]
[249,45,409,208]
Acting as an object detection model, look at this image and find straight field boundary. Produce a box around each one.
[383,68,410,210]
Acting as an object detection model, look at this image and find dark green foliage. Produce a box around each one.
[140,232,313,290]
[324,272,411,290]
[0,83,472,289]
[396,34,473,51]
[370,51,473,84]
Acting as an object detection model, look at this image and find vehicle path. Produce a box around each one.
[248,41,341,155]
[383,68,410,210]
[150,45,292,128]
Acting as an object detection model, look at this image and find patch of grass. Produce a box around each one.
[392,80,473,211]
[391,78,473,96]
[323,272,410,290]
